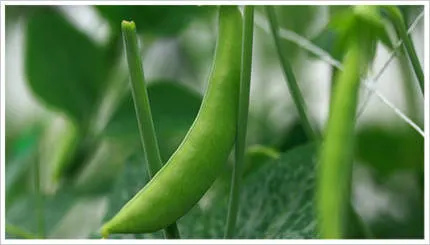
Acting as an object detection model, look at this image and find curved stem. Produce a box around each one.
[121,21,180,239]
[265,6,320,141]
[224,5,254,239]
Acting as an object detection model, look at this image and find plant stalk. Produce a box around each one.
[383,6,424,94]
[224,5,255,239]
[317,38,362,238]
[265,6,320,141]
[397,23,424,94]
[121,20,180,239]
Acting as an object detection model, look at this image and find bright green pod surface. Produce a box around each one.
[101,6,242,236]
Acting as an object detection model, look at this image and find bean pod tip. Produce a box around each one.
[100,225,110,239]
[121,20,136,31]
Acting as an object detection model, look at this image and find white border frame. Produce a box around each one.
[1,1,428,244]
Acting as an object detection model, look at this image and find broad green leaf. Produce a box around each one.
[355,125,424,176]
[242,145,281,177]
[104,80,202,162]
[179,143,318,238]
[95,6,216,37]
[203,145,281,204]
[5,6,40,27]
[25,7,107,125]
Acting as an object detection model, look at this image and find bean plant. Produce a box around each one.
[4,4,425,240]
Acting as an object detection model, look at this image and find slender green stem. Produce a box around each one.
[122,21,163,177]
[265,6,319,141]
[224,6,254,239]
[398,24,424,94]
[163,224,181,239]
[383,6,424,94]
[399,50,422,126]
[317,38,362,239]
[6,224,41,239]
[33,158,45,238]
[121,20,180,239]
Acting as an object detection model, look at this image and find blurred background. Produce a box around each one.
[4,5,425,239]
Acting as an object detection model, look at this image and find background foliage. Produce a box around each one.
[4,5,425,239]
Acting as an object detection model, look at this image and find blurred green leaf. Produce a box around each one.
[204,145,281,202]
[6,224,42,239]
[355,125,424,176]
[6,125,43,208]
[6,187,78,237]
[362,169,424,238]
[104,80,202,162]
[96,6,216,37]
[309,6,393,63]
[329,5,350,16]
[6,126,41,186]
[48,196,108,238]
[179,143,318,238]
[277,120,310,152]
[6,124,42,162]
[242,145,281,178]
[5,6,39,27]
[38,116,81,194]
[25,7,107,125]
[73,138,133,195]
[6,153,35,208]
[353,123,424,239]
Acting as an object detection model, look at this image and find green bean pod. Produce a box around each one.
[317,35,364,238]
[101,6,242,236]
